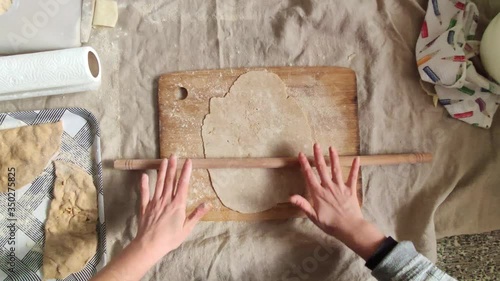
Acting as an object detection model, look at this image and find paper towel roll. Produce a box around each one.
[0,46,101,101]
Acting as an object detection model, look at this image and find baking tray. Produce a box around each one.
[0,108,106,280]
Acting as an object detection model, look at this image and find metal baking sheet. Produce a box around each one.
[0,108,106,280]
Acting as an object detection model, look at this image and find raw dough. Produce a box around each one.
[202,71,313,213]
[43,160,98,280]
[93,0,118,27]
[0,0,11,15]
[0,122,63,192]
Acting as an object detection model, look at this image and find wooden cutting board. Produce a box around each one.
[158,67,360,221]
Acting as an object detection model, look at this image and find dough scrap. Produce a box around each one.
[93,0,118,27]
[43,161,98,280]
[0,122,63,192]
[202,71,313,213]
[81,0,96,42]
[0,0,11,15]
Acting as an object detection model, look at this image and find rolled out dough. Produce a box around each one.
[202,71,313,213]
[43,161,98,280]
[0,122,63,192]
[93,0,118,27]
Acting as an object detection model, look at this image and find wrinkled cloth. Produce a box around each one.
[372,241,456,281]
[416,0,500,128]
[0,0,499,280]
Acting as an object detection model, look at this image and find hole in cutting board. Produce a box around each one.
[175,87,188,100]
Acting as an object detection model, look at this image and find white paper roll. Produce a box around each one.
[0,46,101,101]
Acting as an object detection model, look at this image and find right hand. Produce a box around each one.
[291,144,386,260]
[290,143,364,238]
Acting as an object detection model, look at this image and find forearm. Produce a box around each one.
[335,219,386,261]
[91,240,161,281]
[335,220,455,281]
[371,241,456,281]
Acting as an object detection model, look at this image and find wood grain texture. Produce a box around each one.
[158,67,359,221]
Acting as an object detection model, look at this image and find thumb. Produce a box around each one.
[290,195,317,222]
[184,202,211,234]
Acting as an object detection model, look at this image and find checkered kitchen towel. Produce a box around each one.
[416,0,500,128]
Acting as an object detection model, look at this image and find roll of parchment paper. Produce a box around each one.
[0,0,81,55]
[0,47,101,101]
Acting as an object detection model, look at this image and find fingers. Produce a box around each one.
[154,159,168,201]
[289,195,317,221]
[328,147,344,185]
[298,152,322,194]
[184,202,211,234]
[313,143,331,187]
[346,157,360,192]
[173,159,193,205]
[162,155,178,204]
[140,173,150,216]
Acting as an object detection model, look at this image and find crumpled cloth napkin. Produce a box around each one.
[416,0,500,128]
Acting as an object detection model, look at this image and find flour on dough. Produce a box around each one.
[201,71,313,213]
[0,0,12,15]
[0,122,63,192]
[43,161,98,280]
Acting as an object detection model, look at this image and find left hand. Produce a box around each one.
[134,156,210,261]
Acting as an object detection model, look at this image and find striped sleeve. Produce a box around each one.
[371,241,456,281]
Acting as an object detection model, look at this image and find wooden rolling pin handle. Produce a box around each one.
[114,153,432,170]
[412,153,433,163]
[121,159,163,170]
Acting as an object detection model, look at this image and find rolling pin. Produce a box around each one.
[114,153,432,170]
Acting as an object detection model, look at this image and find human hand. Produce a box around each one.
[90,156,210,281]
[134,156,210,261]
[290,143,363,238]
[290,144,385,260]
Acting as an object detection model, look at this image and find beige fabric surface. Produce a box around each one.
[1,0,499,280]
